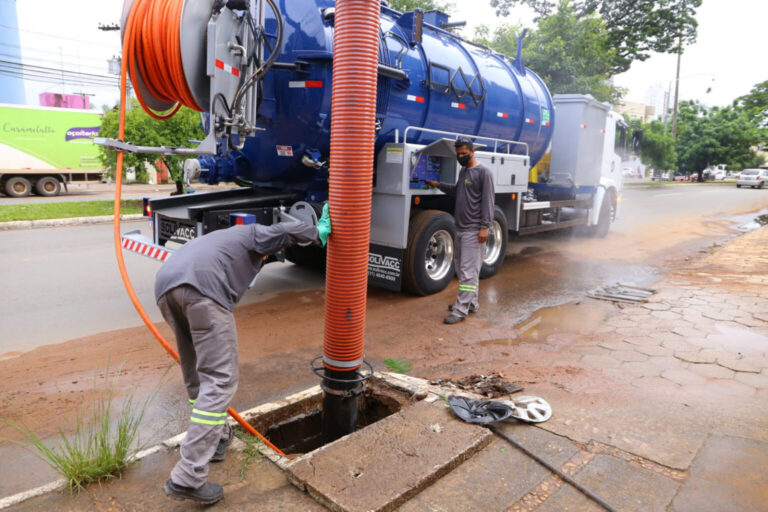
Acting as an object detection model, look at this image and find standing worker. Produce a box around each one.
[156,206,332,504]
[426,137,495,324]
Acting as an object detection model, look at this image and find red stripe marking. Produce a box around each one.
[305,80,323,88]
[215,59,224,71]
[231,67,240,77]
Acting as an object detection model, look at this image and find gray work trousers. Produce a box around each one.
[157,285,238,489]
[452,230,483,317]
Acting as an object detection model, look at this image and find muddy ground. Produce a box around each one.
[1,197,767,497]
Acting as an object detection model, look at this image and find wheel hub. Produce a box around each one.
[425,229,454,281]
[483,220,503,265]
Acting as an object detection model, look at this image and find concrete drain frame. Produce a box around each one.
[235,372,494,512]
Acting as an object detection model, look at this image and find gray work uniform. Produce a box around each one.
[438,163,495,317]
[155,221,318,489]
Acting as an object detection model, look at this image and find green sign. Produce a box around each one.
[542,108,550,124]
[0,105,104,170]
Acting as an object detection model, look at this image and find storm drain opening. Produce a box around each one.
[243,376,420,459]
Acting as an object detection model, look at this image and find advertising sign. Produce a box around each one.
[0,104,103,170]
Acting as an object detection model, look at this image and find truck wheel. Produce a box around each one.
[590,189,616,238]
[737,184,742,188]
[35,177,61,197]
[285,244,326,271]
[759,182,765,189]
[480,206,508,279]
[403,210,456,296]
[5,177,32,197]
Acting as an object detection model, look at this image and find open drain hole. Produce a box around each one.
[247,380,416,456]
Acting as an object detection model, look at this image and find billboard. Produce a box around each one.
[0,104,104,171]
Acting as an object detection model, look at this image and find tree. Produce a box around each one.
[675,101,765,179]
[488,0,702,74]
[637,120,677,171]
[98,100,204,189]
[735,80,768,131]
[475,1,623,102]
[385,0,453,13]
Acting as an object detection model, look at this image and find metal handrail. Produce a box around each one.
[402,126,529,156]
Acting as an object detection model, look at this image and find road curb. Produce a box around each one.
[0,214,143,231]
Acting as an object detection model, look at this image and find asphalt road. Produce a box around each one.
[0,183,766,355]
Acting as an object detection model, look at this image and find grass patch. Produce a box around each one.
[0,200,142,222]
[3,367,160,492]
[234,428,263,481]
[383,358,413,374]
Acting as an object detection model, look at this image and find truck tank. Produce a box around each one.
[198,2,554,199]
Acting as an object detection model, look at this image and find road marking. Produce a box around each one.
[654,192,683,198]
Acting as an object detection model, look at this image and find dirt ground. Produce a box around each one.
[1,200,767,498]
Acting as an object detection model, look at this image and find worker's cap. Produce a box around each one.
[454,136,475,150]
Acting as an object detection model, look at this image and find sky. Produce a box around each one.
[10,0,768,115]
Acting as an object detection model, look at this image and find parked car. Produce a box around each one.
[712,170,726,180]
[737,168,768,188]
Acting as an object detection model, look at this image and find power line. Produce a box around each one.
[0,59,120,82]
[0,22,122,47]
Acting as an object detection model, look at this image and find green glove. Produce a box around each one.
[317,202,332,247]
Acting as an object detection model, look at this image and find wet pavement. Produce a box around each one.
[2,209,768,509]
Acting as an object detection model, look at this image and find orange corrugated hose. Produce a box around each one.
[114,0,284,456]
[323,0,380,372]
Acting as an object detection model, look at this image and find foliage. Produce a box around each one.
[99,100,204,185]
[488,0,702,74]
[675,101,765,176]
[637,120,677,171]
[735,80,768,131]
[3,369,155,492]
[475,1,623,102]
[385,0,453,13]
[0,200,142,222]
[383,358,413,374]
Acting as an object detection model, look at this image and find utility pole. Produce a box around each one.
[671,37,682,140]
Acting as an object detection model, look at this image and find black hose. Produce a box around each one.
[487,425,619,512]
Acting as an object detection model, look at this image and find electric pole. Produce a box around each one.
[671,37,682,140]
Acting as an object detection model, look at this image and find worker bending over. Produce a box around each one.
[156,206,331,504]
[426,136,495,324]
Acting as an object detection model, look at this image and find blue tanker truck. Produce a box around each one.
[114,1,630,295]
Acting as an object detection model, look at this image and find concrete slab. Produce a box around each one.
[399,423,581,512]
[286,400,492,512]
[672,435,768,512]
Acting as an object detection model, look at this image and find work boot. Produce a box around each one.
[163,479,223,505]
[448,304,479,314]
[443,313,465,325]
[210,424,234,463]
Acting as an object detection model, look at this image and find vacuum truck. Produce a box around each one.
[103,0,629,296]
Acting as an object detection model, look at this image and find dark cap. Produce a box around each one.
[454,136,474,149]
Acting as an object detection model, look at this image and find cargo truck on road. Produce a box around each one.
[0,104,104,197]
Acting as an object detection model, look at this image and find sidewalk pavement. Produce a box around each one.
[3,226,767,511]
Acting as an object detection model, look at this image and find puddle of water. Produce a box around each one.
[478,302,610,347]
[734,209,768,233]
[708,324,768,353]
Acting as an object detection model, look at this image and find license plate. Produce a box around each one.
[158,216,198,243]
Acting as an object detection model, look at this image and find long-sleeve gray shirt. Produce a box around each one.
[437,162,495,231]
[155,221,319,311]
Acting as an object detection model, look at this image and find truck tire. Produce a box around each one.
[5,177,32,197]
[479,206,508,279]
[403,210,456,296]
[589,189,616,238]
[285,244,326,271]
[35,176,61,197]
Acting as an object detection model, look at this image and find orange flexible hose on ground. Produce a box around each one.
[323,0,380,372]
[114,0,284,456]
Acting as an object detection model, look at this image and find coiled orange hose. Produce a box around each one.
[123,0,202,119]
[115,0,284,456]
[323,0,380,372]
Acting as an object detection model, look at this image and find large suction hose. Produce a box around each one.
[321,0,381,441]
[115,0,284,456]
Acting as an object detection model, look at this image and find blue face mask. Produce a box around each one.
[457,154,472,167]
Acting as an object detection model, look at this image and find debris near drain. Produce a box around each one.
[587,283,655,304]
[429,372,524,398]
